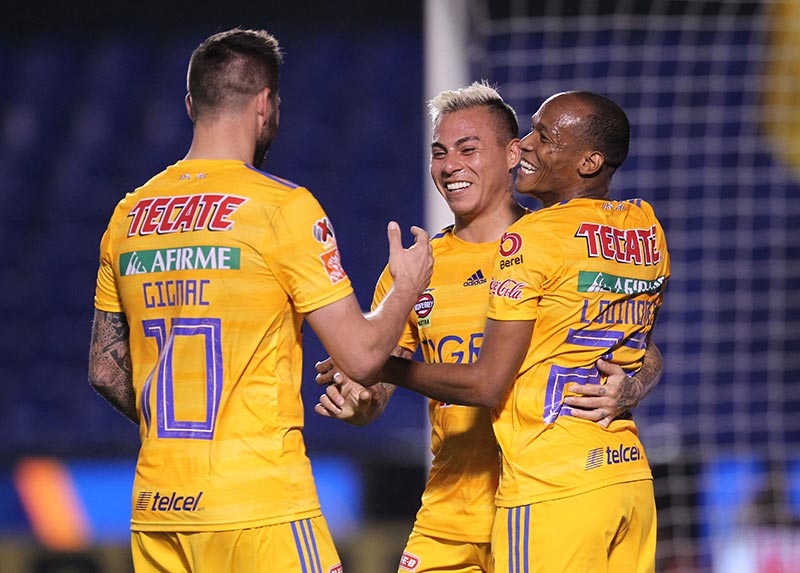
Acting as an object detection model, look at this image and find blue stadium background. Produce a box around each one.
[2,1,800,571]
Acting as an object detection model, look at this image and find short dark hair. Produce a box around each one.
[187,28,284,120]
[569,91,630,168]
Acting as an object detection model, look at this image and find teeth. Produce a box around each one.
[446,181,471,191]
[519,159,537,174]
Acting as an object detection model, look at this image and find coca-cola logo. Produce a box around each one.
[489,278,526,300]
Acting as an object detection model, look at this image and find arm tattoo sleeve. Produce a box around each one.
[88,310,138,424]
[623,341,664,410]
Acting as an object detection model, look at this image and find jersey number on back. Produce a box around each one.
[140,317,223,439]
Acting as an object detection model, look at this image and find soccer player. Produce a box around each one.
[315,85,665,573]
[348,90,669,572]
[87,28,432,573]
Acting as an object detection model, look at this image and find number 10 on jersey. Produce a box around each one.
[142,317,224,440]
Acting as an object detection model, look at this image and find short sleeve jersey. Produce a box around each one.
[94,159,354,531]
[374,227,499,543]
[488,198,670,507]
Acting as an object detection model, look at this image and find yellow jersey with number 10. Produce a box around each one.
[488,198,670,507]
[94,159,353,531]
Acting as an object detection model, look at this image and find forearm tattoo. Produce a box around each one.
[89,311,138,423]
[616,376,643,410]
[626,342,664,409]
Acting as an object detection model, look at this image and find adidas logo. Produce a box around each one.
[463,269,487,287]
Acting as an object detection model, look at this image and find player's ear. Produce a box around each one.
[507,138,521,172]
[579,150,604,177]
[255,87,272,125]
[185,93,195,121]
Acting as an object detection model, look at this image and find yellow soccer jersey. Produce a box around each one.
[94,159,354,531]
[488,198,670,507]
[374,227,499,543]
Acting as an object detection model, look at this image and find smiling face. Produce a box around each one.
[517,93,597,205]
[430,106,519,226]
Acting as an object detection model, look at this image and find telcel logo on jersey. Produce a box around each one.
[585,444,642,470]
[136,490,204,512]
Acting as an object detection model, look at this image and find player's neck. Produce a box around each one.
[454,201,526,244]
[184,120,256,164]
[537,180,612,208]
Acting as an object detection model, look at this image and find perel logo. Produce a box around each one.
[127,194,248,237]
[499,231,523,257]
[489,278,526,300]
[414,293,434,318]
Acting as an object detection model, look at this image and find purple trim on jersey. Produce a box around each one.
[566,327,626,348]
[141,374,152,434]
[627,198,643,207]
[523,505,530,573]
[244,164,300,189]
[432,225,455,240]
[507,508,514,572]
[514,506,522,573]
[291,521,309,573]
[305,519,322,573]
[507,506,531,573]
[624,331,648,350]
[291,519,321,573]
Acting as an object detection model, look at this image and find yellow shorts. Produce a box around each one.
[492,480,655,573]
[398,529,492,573]
[131,516,342,573]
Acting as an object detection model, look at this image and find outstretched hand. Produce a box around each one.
[314,358,389,426]
[387,222,433,297]
[563,359,644,428]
